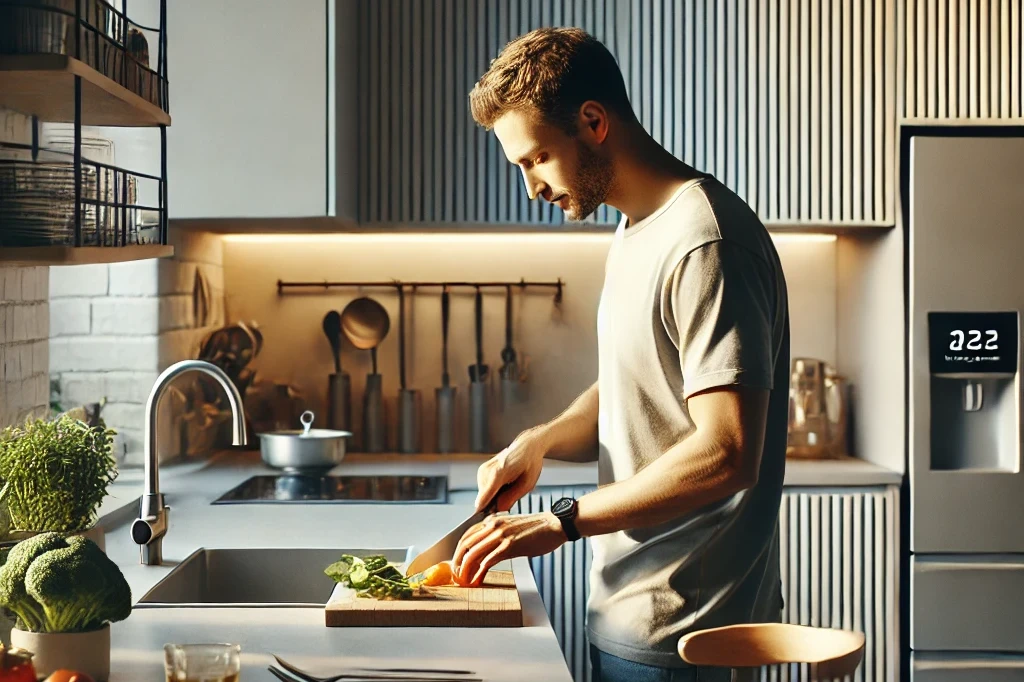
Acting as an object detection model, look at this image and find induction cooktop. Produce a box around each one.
[212,474,449,505]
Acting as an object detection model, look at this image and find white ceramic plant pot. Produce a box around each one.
[10,624,110,681]
[3,523,106,552]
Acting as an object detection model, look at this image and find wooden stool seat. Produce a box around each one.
[678,623,865,680]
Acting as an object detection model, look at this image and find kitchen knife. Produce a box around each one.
[404,483,512,577]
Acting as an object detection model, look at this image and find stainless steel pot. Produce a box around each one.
[258,410,351,474]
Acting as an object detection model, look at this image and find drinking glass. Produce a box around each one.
[164,643,241,682]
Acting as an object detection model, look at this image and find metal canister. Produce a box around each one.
[327,372,351,431]
[362,373,385,452]
[469,381,489,453]
[397,388,421,453]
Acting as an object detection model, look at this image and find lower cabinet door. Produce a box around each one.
[912,555,1024,651]
[913,652,1024,681]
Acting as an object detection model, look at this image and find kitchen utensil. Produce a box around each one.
[324,308,352,431]
[340,296,390,372]
[468,288,489,453]
[341,297,390,451]
[165,643,241,682]
[322,310,343,373]
[786,358,848,459]
[325,567,520,628]
[269,664,481,682]
[404,483,511,577]
[468,288,489,383]
[396,285,420,453]
[435,286,456,453]
[258,410,352,474]
[498,284,520,411]
[271,655,478,682]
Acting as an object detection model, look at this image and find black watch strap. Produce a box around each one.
[551,497,581,542]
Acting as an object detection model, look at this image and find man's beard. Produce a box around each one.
[562,140,614,222]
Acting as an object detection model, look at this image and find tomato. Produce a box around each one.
[0,645,36,682]
[45,671,96,682]
[422,560,455,586]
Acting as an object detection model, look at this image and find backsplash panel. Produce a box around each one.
[222,232,837,453]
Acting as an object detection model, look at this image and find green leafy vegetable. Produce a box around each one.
[0,415,118,533]
[324,554,414,600]
[0,532,131,633]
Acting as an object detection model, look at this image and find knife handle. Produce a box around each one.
[483,482,516,514]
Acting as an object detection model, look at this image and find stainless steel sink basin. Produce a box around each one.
[135,547,411,608]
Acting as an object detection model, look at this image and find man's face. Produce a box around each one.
[493,108,613,222]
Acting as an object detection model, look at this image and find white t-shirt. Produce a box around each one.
[586,174,790,668]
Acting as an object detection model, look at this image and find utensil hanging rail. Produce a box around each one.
[276,278,565,302]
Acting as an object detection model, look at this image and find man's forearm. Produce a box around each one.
[573,429,755,537]
[531,381,599,463]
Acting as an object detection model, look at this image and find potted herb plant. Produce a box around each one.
[0,533,131,681]
[0,415,117,548]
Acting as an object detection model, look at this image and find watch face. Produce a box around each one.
[552,498,573,515]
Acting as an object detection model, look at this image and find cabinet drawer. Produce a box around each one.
[912,556,1024,651]
[913,653,1024,681]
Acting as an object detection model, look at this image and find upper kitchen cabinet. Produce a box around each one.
[899,0,1023,122]
[354,0,898,229]
[166,0,345,220]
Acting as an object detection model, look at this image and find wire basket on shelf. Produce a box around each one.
[0,142,147,247]
[0,0,166,109]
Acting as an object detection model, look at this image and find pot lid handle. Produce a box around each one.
[300,410,314,436]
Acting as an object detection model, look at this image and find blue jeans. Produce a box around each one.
[589,646,744,682]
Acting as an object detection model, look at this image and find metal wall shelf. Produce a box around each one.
[0,0,172,265]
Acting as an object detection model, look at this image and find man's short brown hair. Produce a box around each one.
[469,27,633,133]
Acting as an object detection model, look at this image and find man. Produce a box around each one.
[452,27,790,682]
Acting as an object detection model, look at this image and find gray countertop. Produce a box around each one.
[100,453,577,681]
[95,450,901,681]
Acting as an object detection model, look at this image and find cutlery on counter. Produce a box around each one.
[340,297,390,453]
[435,286,456,454]
[271,655,480,682]
[324,310,352,431]
[468,287,490,453]
[395,285,421,453]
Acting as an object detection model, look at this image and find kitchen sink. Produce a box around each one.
[135,547,412,608]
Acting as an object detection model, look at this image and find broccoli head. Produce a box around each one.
[0,532,131,633]
[0,532,66,631]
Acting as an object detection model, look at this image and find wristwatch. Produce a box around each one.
[551,497,581,542]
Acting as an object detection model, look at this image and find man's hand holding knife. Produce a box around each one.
[452,428,570,586]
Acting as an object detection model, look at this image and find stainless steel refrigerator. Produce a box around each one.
[907,127,1024,681]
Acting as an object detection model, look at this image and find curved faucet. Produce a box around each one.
[131,360,248,565]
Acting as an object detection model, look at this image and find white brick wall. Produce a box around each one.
[49,264,109,298]
[49,226,226,467]
[0,110,50,429]
[0,268,50,428]
[49,299,91,337]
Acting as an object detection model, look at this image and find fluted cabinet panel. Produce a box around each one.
[899,0,1024,120]
[356,0,896,226]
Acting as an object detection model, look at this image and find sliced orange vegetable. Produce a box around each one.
[451,562,475,587]
[422,560,454,586]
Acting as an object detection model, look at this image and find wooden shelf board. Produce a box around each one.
[0,54,170,127]
[0,244,173,266]
[764,220,894,234]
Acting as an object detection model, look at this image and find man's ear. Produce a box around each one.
[578,101,609,144]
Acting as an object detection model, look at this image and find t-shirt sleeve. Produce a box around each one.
[662,239,777,400]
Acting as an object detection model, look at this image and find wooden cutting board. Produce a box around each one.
[324,568,522,627]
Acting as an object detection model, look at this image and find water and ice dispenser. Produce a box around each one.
[928,311,1019,472]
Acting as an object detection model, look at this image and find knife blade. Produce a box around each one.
[404,483,513,577]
